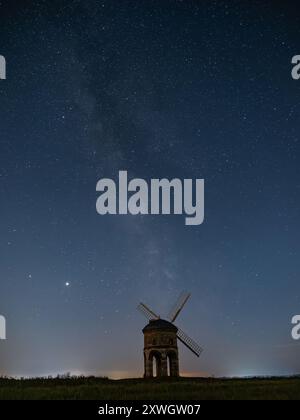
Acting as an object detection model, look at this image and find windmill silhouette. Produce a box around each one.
[137,291,203,378]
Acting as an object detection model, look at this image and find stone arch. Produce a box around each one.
[148,350,162,377]
[167,350,179,377]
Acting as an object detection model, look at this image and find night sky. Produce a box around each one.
[0,0,300,378]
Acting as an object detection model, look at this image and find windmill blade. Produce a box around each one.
[176,327,203,357]
[167,291,191,323]
[137,302,160,320]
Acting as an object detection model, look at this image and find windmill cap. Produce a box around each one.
[143,319,178,333]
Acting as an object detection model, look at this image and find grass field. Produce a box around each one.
[0,376,300,400]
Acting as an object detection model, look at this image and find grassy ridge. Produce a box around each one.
[0,376,300,400]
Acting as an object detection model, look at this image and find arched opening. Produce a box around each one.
[167,351,178,377]
[167,355,171,377]
[153,355,158,377]
[149,351,162,377]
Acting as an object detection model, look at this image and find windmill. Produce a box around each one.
[137,291,203,378]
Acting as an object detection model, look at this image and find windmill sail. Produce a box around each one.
[137,302,159,320]
[176,327,203,357]
[167,291,191,323]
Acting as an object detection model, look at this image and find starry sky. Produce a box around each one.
[0,0,300,378]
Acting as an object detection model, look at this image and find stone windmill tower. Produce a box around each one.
[138,292,203,378]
